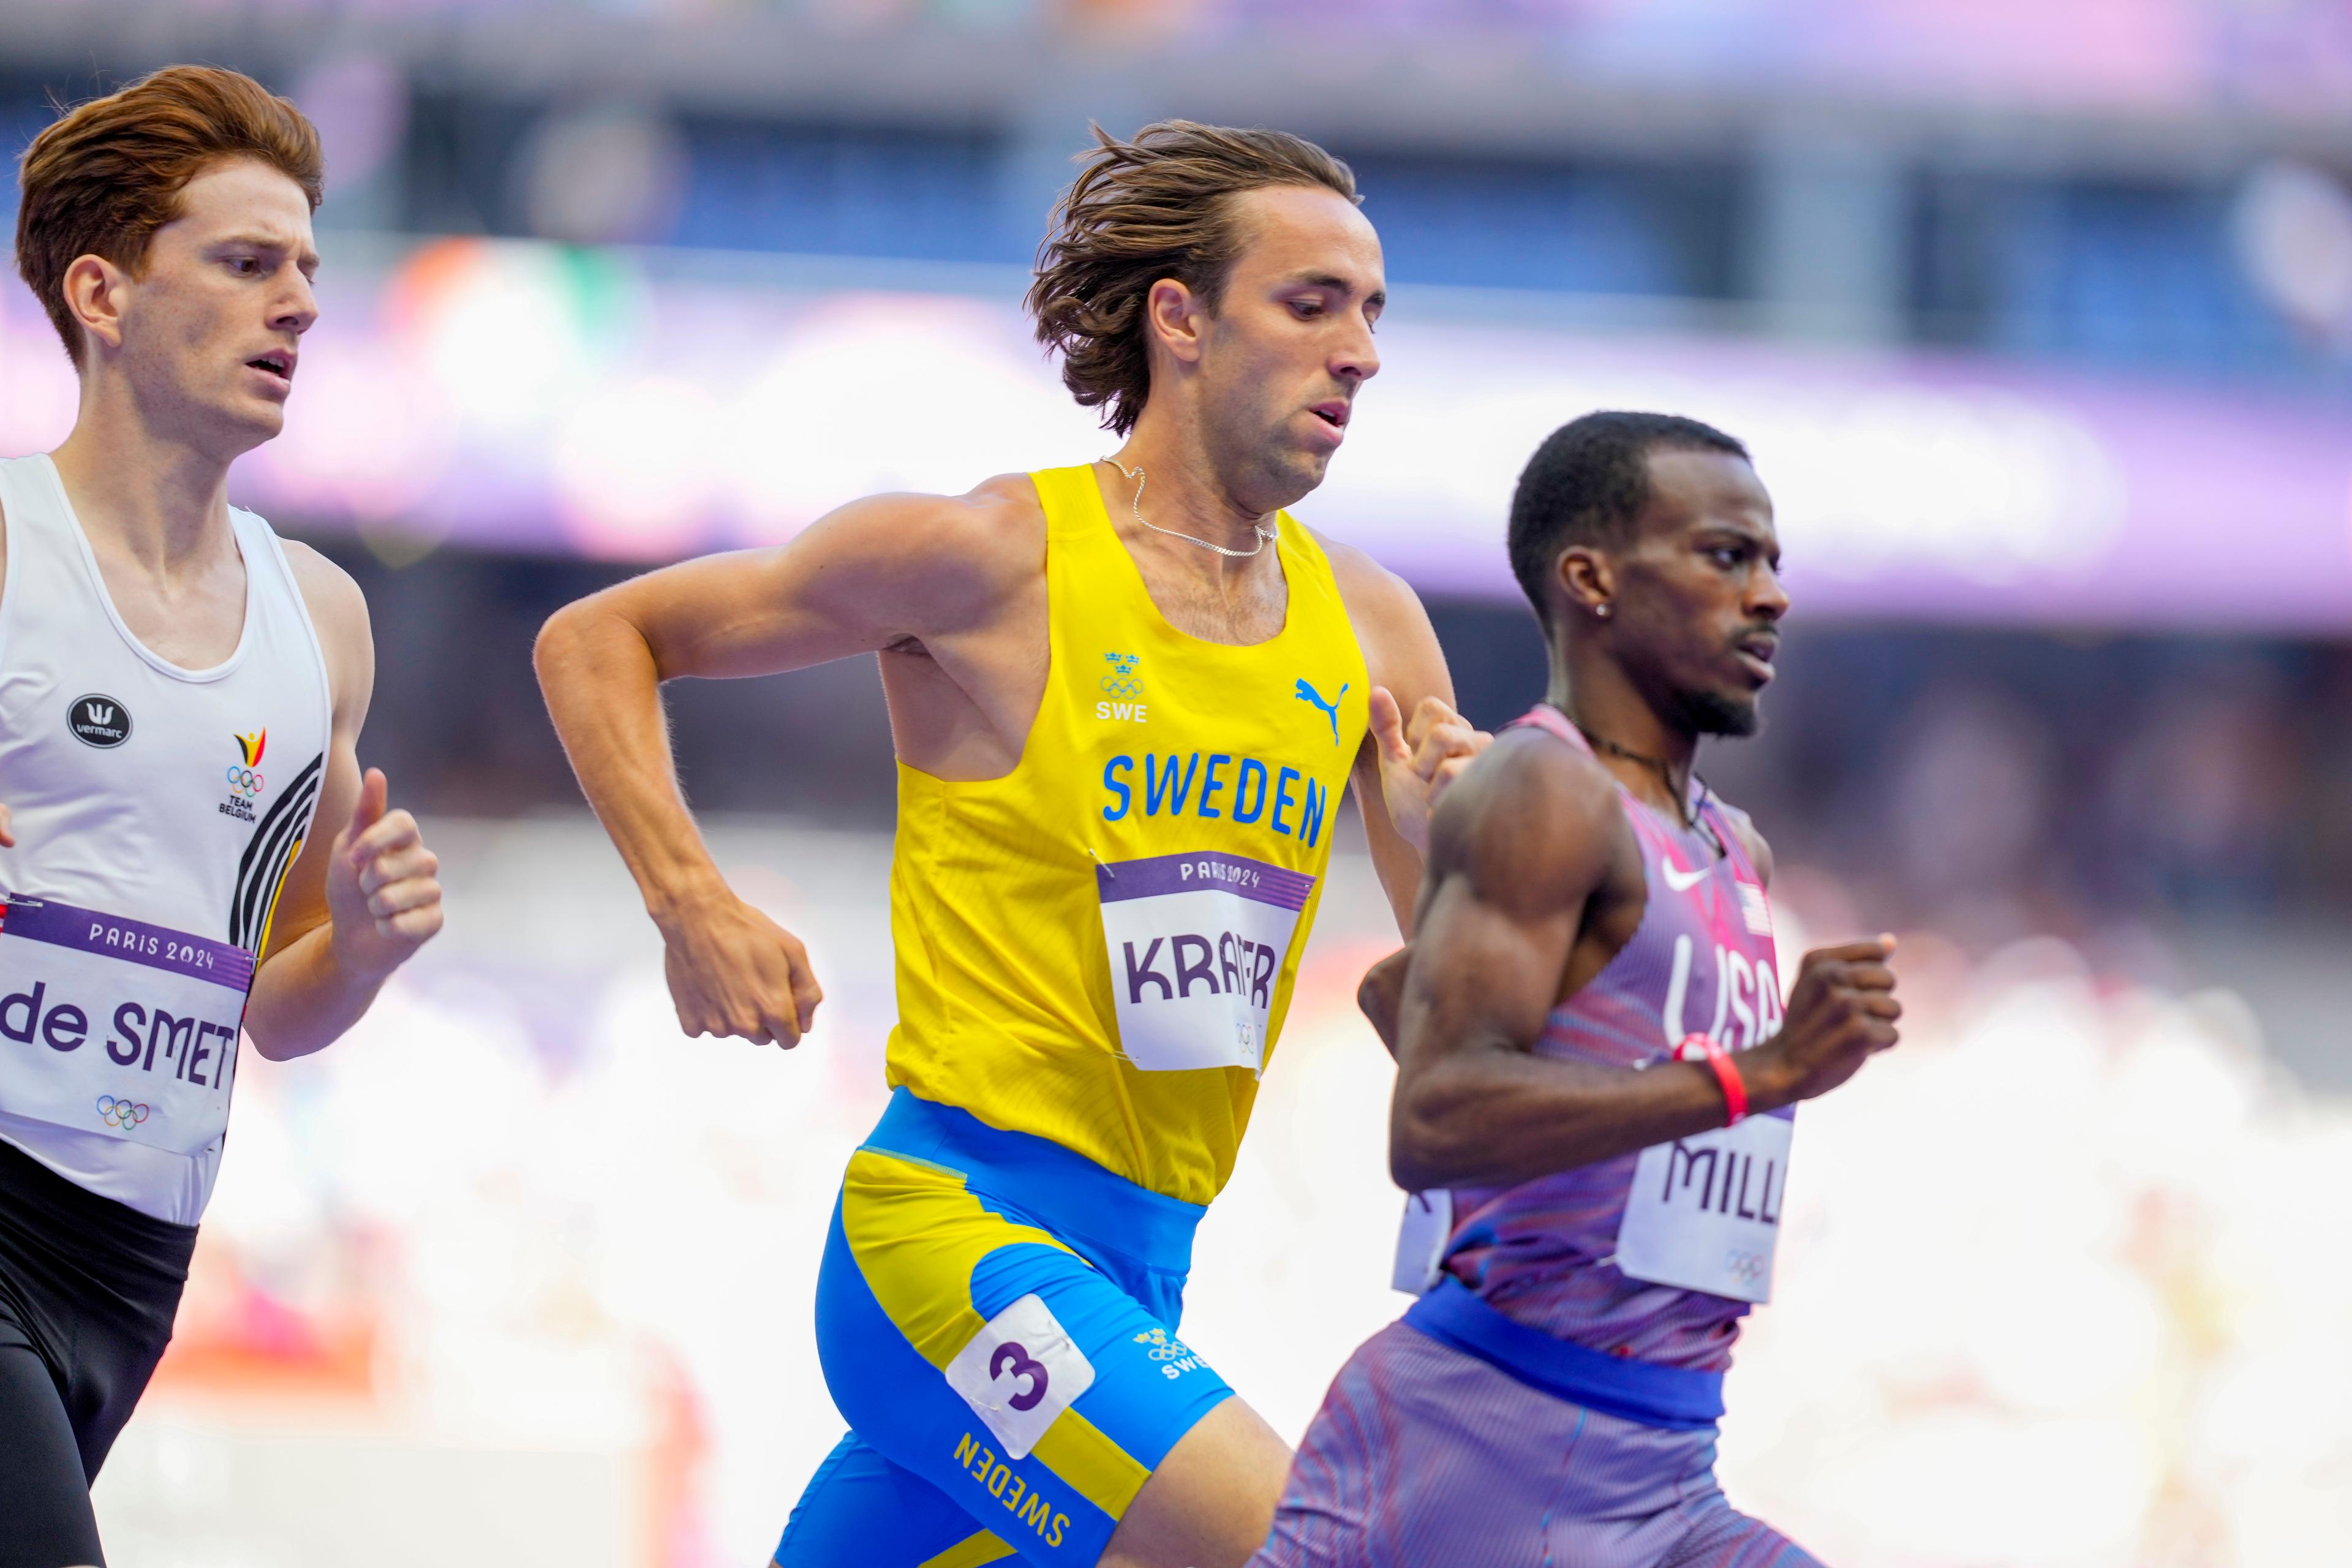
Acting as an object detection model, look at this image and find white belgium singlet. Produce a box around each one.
[0,454,331,1224]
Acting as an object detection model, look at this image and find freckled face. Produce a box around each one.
[109,159,319,454]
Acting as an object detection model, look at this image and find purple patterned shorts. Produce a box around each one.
[1250,1319,1823,1568]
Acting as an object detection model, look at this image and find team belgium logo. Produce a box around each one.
[221,729,267,821]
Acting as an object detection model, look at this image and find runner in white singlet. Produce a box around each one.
[0,68,445,1565]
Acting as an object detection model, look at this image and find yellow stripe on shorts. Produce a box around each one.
[1028,1409,1152,1520]
[838,1147,1158,1522]
[839,1148,1085,1368]
[916,1529,1017,1568]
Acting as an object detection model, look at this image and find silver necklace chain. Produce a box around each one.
[1101,458,1277,560]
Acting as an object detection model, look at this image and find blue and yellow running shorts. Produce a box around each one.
[775,1088,1235,1567]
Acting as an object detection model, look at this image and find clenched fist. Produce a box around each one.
[1746,936,1901,1110]
[326,767,443,980]
[1370,688,1488,856]
[655,889,824,1048]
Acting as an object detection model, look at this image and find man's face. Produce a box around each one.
[1189,184,1384,512]
[1610,448,1789,737]
[100,158,318,454]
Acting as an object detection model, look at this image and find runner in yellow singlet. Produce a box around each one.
[536,123,1485,1568]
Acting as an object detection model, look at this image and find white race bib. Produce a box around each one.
[1391,1189,1453,1296]
[0,896,252,1155]
[1615,1108,1793,1304]
[1096,851,1312,1074]
[944,1293,1096,1460]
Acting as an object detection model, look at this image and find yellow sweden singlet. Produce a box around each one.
[886,466,1371,1205]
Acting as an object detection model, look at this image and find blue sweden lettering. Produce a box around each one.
[1101,752,1329,847]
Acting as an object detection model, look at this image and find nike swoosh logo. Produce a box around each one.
[1659,857,1711,892]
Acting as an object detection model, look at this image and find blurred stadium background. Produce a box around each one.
[6,1,2352,1563]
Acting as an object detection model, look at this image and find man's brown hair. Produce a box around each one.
[15,65,323,368]
[1025,121,1359,437]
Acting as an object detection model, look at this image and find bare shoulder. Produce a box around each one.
[823,472,1045,627]
[1430,728,1628,920]
[277,537,369,632]
[1711,797,1774,888]
[276,538,374,709]
[1311,529,1423,628]
[853,473,1041,565]
[1308,529,1443,687]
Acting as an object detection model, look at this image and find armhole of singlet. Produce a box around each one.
[1509,703,1589,754]
[1703,799,1759,881]
[245,511,337,771]
[0,461,26,675]
[1017,467,1087,777]
[1280,519,1374,699]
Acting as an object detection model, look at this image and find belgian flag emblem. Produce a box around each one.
[233,729,266,767]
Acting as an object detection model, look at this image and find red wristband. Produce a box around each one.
[1678,1033,1747,1127]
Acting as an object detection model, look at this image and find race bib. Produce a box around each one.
[944,1294,1096,1460]
[1615,1107,1794,1304]
[1391,1188,1453,1296]
[1096,851,1312,1074]
[0,896,253,1156]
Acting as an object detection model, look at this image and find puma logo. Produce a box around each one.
[1294,679,1348,743]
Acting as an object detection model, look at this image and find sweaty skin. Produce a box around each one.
[0,157,443,1056]
[538,183,1485,1568]
[1372,447,1901,1195]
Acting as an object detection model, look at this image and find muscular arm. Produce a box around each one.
[1388,742,1896,1191]
[1322,540,1480,935]
[533,478,1038,1043]
[243,546,444,1059]
[1386,736,1748,1190]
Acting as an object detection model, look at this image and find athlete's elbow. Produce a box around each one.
[239,1009,328,1063]
[532,600,592,688]
[1389,1082,1473,1192]
[535,596,643,697]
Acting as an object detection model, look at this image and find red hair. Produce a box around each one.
[15,65,323,366]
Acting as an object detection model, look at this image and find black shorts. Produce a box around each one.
[0,1136,195,1567]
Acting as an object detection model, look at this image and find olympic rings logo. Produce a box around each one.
[1100,676,1144,699]
[1131,1327,1194,1362]
[225,765,264,797]
[97,1095,151,1129]
[1722,1249,1768,1286]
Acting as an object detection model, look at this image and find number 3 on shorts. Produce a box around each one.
[945,1294,1097,1459]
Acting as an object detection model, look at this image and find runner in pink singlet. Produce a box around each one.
[1432,701,1789,1374]
[1250,412,1903,1568]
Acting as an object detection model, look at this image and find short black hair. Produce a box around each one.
[1507,411,1749,627]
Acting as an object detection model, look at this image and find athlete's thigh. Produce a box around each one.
[775,1431,1015,1568]
[1098,1393,1289,1568]
[816,1156,1235,1566]
[0,1334,105,1568]
[1254,1319,1626,1568]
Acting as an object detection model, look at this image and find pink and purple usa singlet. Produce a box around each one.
[1250,706,1823,1568]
